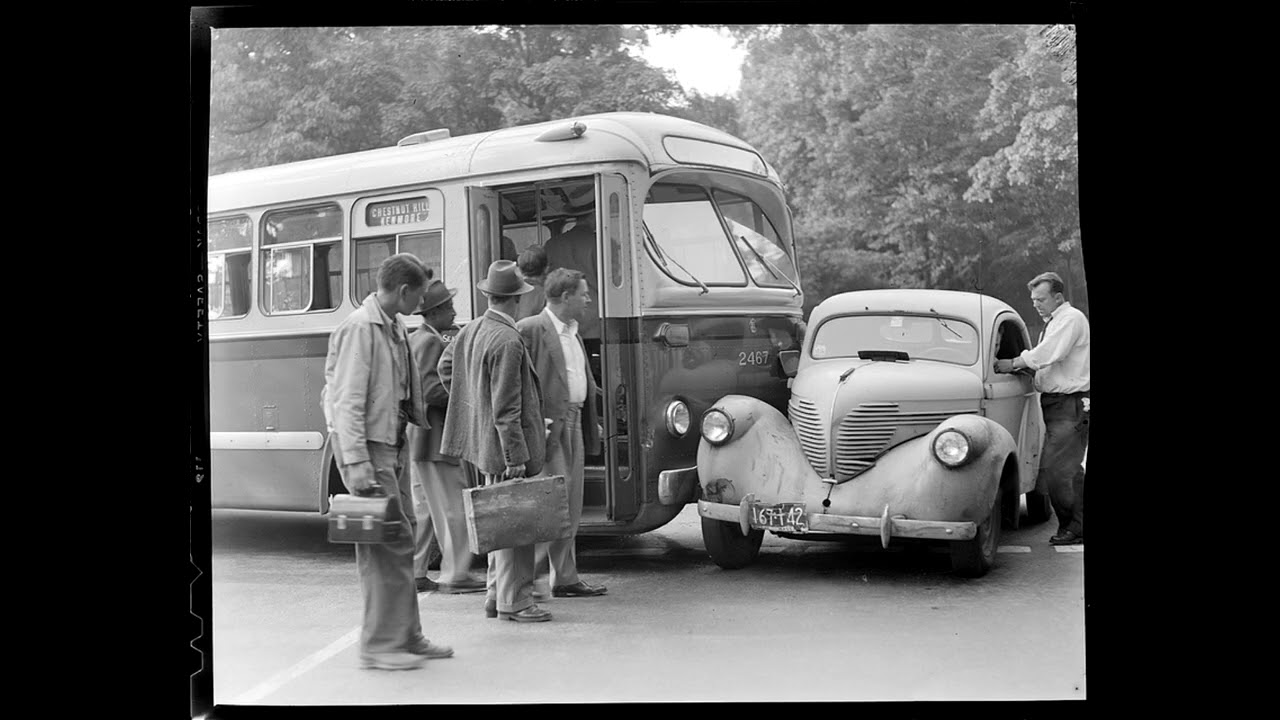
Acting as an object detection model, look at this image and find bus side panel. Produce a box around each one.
[209,333,331,511]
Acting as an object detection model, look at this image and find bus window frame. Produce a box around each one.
[641,179,749,289]
[350,189,448,306]
[709,188,799,290]
[207,213,254,321]
[259,203,345,317]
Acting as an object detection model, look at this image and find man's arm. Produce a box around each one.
[328,321,374,466]
[489,338,531,473]
[1018,312,1083,372]
[438,334,457,395]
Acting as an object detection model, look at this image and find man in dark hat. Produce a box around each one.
[408,280,486,594]
[439,260,550,622]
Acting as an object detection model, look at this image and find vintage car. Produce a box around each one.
[695,289,1050,576]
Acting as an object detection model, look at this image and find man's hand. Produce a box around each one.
[544,418,554,440]
[994,359,1015,374]
[503,463,527,480]
[342,460,379,495]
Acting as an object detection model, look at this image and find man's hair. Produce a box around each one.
[517,245,548,278]
[1027,271,1065,296]
[487,293,518,304]
[545,267,586,301]
[378,253,430,291]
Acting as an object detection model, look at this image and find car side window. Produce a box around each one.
[994,320,1027,360]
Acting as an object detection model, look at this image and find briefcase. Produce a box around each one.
[327,493,405,544]
[463,474,572,555]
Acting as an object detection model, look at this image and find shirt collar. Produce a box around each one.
[489,308,516,325]
[1049,301,1073,321]
[544,306,577,336]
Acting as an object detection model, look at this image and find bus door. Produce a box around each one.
[466,186,501,321]
[597,173,638,521]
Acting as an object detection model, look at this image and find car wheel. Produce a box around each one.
[701,516,764,569]
[951,489,1002,577]
[1025,488,1052,525]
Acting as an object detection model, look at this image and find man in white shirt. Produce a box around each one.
[995,271,1089,545]
[517,268,608,598]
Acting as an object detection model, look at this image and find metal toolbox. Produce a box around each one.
[327,493,405,544]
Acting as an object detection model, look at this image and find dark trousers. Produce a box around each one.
[335,440,425,656]
[1039,393,1088,535]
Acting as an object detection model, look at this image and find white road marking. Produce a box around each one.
[231,626,361,705]
[1053,545,1084,553]
[997,546,1031,553]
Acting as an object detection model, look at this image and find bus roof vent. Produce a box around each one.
[397,128,451,147]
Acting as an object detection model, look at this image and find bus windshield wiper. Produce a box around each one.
[739,235,800,298]
[928,308,964,340]
[644,222,709,295]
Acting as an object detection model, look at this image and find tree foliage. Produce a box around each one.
[207,24,1083,326]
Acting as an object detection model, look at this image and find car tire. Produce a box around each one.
[701,516,764,570]
[951,489,1002,577]
[1025,488,1052,525]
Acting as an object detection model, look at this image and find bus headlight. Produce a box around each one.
[701,409,735,446]
[665,400,691,437]
[932,430,971,468]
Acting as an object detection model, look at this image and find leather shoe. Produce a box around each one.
[484,604,498,619]
[406,638,454,659]
[1049,529,1083,545]
[438,578,487,594]
[360,652,427,671]
[415,577,439,593]
[553,581,607,598]
[499,604,553,623]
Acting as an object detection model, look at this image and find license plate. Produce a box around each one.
[751,502,808,532]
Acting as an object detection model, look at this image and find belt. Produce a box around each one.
[1042,391,1088,398]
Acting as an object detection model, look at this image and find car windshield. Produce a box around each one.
[810,314,979,366]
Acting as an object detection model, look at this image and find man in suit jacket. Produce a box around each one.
[408,280,486,594]
[321,253,452,670]
[517,268,608,599]
[439,261,550,623]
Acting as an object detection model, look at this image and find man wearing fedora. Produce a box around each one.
[408,279,487,594]
[439,260,550,622]
[519,268,608,601]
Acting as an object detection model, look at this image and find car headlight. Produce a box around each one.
[665,400,691,437]
[932,430,971,468]
[701,409,735,446]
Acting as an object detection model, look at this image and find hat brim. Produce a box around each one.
[476,279,535,296]
[417,288,458,314]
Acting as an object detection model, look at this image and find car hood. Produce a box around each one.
[791,359,982,416]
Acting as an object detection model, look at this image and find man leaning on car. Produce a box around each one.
[994,271,1089,546]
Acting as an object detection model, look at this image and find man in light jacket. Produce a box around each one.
[518,268,607,599]
[322,253,453,670]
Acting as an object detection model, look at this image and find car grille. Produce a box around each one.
[790,399,972,481]
[788,397,829,475]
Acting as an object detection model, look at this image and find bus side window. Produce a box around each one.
[209,215,253,319]
[261,205,344,314]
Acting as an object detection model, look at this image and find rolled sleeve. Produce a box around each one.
[1021,314,1082,371]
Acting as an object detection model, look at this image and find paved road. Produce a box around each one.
[205,502,1084,705]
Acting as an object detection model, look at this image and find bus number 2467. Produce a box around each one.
[739,350,769,367]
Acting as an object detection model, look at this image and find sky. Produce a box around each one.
[637,26,747,96]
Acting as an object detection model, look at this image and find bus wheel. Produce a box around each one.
[951,489,1002,577]
[701,516,763,570]
[1025,488,1052,525]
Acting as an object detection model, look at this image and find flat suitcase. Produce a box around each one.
[463,474,572,555]
[327,493,404,544]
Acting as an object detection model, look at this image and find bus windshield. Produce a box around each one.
[644,181,797,289]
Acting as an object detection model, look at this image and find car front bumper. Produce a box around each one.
[696,493,977,549]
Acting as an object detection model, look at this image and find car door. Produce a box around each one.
[982,313,1043,493]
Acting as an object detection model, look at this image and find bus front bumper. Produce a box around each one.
[696,496,978,549]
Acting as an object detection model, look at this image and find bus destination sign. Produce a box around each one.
[367,197,430,226]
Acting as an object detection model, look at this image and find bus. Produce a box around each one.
[206,111,805,537]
